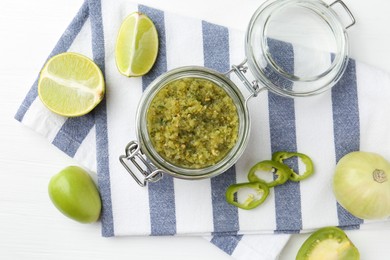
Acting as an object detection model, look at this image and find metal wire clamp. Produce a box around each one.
[119,141,164,187]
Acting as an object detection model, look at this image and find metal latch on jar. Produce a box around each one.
[226,58,265,99]
[330,0,356,29]
[119,141,164,187]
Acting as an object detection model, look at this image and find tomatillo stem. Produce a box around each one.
[373,169,387,183]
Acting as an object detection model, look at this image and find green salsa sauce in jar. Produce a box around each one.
[146,77,239,169]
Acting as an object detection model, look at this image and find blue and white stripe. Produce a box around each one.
[140,5,177,236]
[331,59,363,229]
[16,0,390,259]
[267,39,302,234]
[203,21,240,236]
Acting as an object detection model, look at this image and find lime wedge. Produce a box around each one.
[115,12,159,77]
[38,52,105,117]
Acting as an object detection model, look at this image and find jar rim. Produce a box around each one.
[136,66,251,180]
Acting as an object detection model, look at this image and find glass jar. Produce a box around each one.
[245,0,355,97]
[120,0,355,186]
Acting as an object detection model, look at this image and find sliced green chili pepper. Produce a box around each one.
[272,151,314,182]
[247,160,291,187]
[225,181,269,210]
[271,151,287,162]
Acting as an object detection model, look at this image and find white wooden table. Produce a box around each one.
[1,0,390,259]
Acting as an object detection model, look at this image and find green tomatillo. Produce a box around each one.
[296,226,360,260]
[333,151,390,220]
[48,166,102,223]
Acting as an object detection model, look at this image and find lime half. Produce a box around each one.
[115,12,159,77]
[38,52,105,117]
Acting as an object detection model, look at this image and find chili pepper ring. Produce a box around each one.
[272,151,314,181]
[225,182,270,210]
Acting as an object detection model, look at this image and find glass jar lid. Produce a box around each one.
[245,0,355,97]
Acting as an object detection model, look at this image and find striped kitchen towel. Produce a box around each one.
[15,0,390,259]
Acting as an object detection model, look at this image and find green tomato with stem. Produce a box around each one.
[333,151,390,220]
[48,166,101,223]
